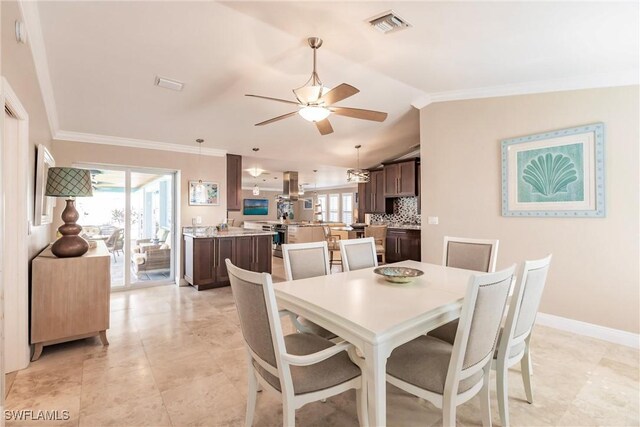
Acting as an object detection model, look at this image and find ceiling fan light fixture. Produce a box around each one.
[299,106,330,122]
[294,85,329,104]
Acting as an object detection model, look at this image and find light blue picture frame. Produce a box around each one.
[501,123,605,218]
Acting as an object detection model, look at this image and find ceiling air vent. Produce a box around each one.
[368,11,411,34]
[154,76,184,91]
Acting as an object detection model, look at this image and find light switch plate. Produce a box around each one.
[196,216,202,224]
[427,216,439,225]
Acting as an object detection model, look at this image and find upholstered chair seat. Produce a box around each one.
[430,325,526,359]
[253,333,361,395]
[387,335,483,394]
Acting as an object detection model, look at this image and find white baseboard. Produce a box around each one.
[536,312,639,349]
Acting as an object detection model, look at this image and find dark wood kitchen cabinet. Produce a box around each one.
[226,154,242,211]
[253,234,273,273]
[361,169,388,214]
[184,234,272,291]
[383,159,418,197]
[385,228,421,263]
[235,235,272,274]
[184,237,216,288]
[214,237,235,285]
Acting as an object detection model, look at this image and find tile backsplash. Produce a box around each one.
[370,197,421,225]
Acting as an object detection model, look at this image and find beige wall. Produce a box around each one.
[51,140,227,237]
[228,189,280,225]
[2,0,53,260]
[420,85,639,333]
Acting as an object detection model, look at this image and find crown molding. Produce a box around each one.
[54,130,227,157]
[18,0,59,137]
[426,70,639,105]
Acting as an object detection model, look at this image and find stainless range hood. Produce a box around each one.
[281,171,299,201]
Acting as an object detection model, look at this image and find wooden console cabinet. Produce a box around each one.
[31,241,111,361]
[184,233,273,290]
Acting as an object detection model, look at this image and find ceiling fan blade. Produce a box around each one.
[319,83,359,105]
[330,107,388,122]
[255,111,299,126]
[246,94,300,105]
[315,119,334,136]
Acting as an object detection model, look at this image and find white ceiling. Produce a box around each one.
[31,1,639,187]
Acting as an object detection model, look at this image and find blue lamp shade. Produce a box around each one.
[45,167,93,198]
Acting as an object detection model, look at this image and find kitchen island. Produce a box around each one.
[183,228,274,290]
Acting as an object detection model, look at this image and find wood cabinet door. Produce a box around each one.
[363,178,374,213]
[398,161,417,196]
[383,163,399,196]
[253,235,273,273]
[357,182,367,222]
[234,236,253,271]
[214,238,235,283]
[226,154,242,211]
[399,231,421,262]
[385,234,400,263]
[193,238,215,286]
[372,170,386,213]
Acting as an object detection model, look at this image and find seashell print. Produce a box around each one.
[522,153,578,196]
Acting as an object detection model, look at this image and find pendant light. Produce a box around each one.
[251,147,260,195]
[347,144,370,183]
[195,139,205,191]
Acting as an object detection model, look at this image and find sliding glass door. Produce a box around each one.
[75,164,177,290]
[130,171,174,284]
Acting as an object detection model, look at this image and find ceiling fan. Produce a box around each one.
[246,37,388,136]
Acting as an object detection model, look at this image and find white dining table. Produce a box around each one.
[273,260,477,427]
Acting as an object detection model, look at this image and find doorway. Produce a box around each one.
[74,164,177,290]
[1,79,31,378]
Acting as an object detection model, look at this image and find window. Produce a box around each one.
[342,193,353,225]
[329,193,340,222]
[317,195,327,222]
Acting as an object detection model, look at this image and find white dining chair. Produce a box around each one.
[495,254,552,427]
[225,260,367,427]
[386,265,516,427]
[281,242,337,340]
[443,236,499,273]
[339,237,378,272]
[429,236,500,343]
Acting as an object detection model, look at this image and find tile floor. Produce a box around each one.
[4,257,639,426]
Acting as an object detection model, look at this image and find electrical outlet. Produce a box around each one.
[427,216,439,225]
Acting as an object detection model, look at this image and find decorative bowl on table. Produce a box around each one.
[373,266,424,284]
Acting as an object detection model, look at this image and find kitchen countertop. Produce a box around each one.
[386,225,421,230]
[184,229,275,238]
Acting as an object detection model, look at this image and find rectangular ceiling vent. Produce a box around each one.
[154,76,184,91]
[368,11,411,34]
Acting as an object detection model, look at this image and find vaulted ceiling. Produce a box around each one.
[25,1,640,187]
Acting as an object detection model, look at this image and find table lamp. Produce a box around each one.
[45,167,93,257]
